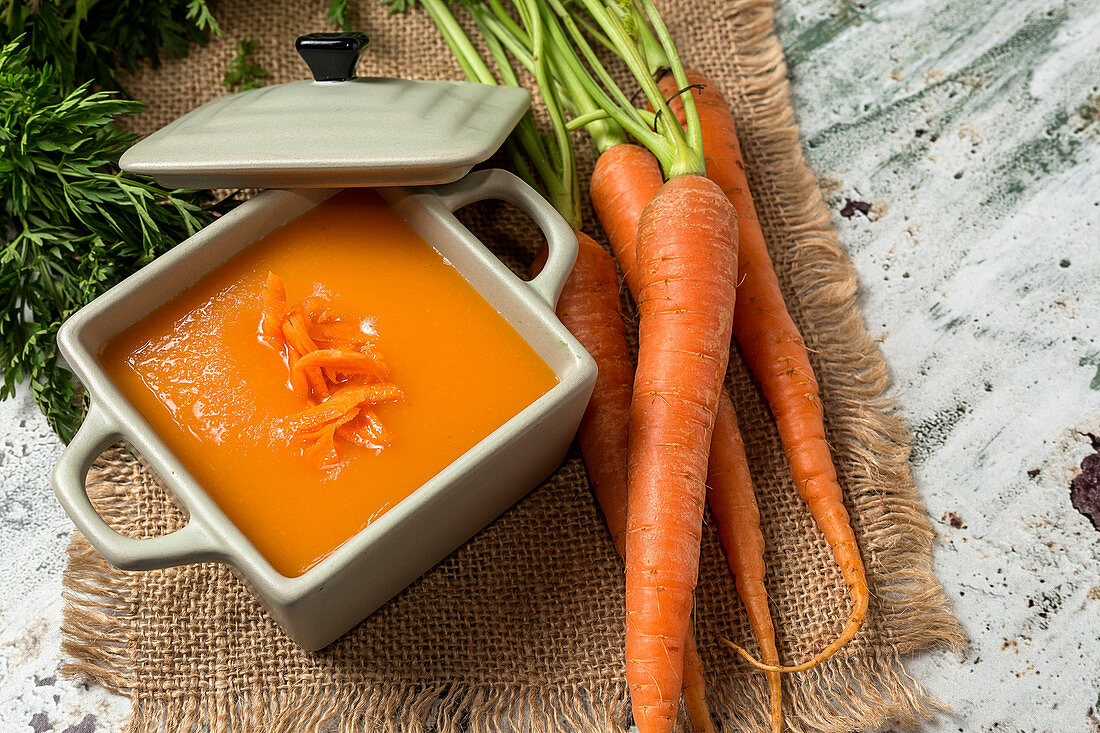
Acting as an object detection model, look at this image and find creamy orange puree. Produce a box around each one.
[101,188,558,577]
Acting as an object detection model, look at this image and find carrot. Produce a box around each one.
[409,3,730,728]
[336,408,391,449]
[588,144,664,295]
[302,422,341,467]
[592,145,784,731]
[307,321,380,350]
[292,406,359,445]
[708,396,783,731]
[626,174,738,733]
[260,272,287,348]
[282,312,329,400]
[541,233,635,553]
[661,70,869,672]
[284,345,310,400]
[292,349,389,384]
[537,232,716,733]
[680,633,715,733]
[291,295,336,324]
[285,383,404,435]
[263,277,402,468]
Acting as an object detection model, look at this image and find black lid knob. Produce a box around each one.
[296,32,369,82]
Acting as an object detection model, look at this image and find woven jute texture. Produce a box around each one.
[61,1,964,731]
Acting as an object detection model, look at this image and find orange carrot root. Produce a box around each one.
[537,231,716,733]
[592,142,783,731]
[292,349,389,383]
[590,144,664,296]
[260,272,287,347]
[708,395,783,730]
[681,632,717,733]
[661,70,870,674]
[548,232,635,556]
[626,174,738,733]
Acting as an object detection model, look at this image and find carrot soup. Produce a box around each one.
[100,188,559,577]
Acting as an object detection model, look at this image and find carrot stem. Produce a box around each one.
[635,0,702,157]
[541,0,671,160]
[419,0,495,84]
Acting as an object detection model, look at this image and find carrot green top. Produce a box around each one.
[396,0,707,225]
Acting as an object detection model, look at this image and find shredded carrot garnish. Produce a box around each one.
[302,423,341,467]
[285,345,310,399]
[281,312,328,399]
[307,321,380,350]
[291,406,360,444]
[260,274,402,469]
[292,349,389,383]
[291,296,335,324]
[260,272,287,348]
[284,384,403,434]
[336,408,392,450]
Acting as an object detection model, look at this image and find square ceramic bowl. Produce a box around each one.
[52,169,596,650]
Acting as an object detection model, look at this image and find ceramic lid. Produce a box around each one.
[119,32,531,189]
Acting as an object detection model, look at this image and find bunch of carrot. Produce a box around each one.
[260,272,403,467]
[399,1,869,730]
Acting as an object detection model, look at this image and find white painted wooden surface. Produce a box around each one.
[2,0,1098,730]
[780,0,1100,729]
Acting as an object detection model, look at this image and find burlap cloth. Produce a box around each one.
[60,1,964,731]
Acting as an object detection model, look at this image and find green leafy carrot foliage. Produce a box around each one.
[0,0,220,92]
[223,37,269,91]
[327,0,352,28]
[0,38,218,441]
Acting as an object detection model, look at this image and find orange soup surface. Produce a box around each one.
[101,188,558,577]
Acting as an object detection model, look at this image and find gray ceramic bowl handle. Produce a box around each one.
[431,169,578,309]
[52,402,222,571]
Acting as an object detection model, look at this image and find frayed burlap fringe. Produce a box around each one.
[61,458,137,696]
[59,0,962,731]
[115,684,630,733]
[688,0,965,729]
[63,537,633,733]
